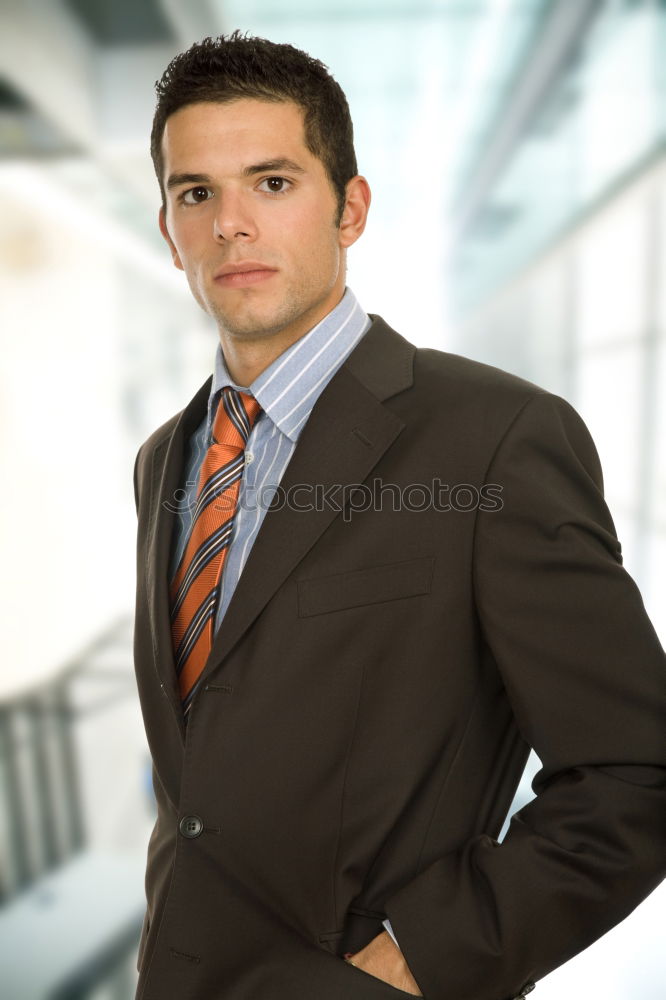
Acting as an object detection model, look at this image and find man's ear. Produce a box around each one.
[159,207,184,271]
[338,175,371,250]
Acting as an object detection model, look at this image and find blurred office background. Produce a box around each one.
[0,0,664,997]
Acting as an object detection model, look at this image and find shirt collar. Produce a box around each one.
[206,287,371,444]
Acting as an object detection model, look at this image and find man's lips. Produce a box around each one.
[214,262,278,288]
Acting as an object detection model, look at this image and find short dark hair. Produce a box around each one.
[151,31,358,224]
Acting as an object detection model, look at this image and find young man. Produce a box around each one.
[132,32,666,1000]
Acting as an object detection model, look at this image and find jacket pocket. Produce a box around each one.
[297,556,434,617]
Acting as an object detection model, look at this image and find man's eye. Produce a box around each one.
[181,186,212,205]
[258,177,291,195]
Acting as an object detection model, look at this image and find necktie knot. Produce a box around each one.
[212,386,262,448]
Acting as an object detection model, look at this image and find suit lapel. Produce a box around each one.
[145,377,212,736]
[144,316,415,722]
[203,317,415,682]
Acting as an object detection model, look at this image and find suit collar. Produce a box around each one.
[343,314,416,402]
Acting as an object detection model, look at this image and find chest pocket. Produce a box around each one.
[297,555,434,617]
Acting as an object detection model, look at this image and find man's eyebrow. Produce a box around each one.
[166,172,212,191]
[241,158,306,177]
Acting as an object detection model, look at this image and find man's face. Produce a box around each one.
[159,98,358,344]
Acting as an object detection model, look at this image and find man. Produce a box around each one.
[132,31,666,1000]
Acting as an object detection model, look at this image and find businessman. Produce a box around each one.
[132,31,666,1000]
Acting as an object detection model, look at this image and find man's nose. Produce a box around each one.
[212,190,257,242]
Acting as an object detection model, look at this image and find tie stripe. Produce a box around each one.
[170,386,261,712]
[191,455,245,522]
[226,391,251,438]
[170,521,235,621]
[174,588,217,672]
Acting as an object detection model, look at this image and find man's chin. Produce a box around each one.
[210,302,303,342]
[214,314,287,342]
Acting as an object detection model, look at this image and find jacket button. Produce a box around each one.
[179,815,204,839]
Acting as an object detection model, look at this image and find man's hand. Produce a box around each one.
[346,930,422,996]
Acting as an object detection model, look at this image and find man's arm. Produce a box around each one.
[383,391,666,1000]
[133,443,145,514]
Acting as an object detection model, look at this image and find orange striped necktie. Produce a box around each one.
[170,386,262,714]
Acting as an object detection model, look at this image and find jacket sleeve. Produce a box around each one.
[133,443,146,515]
[384,391,666,1000]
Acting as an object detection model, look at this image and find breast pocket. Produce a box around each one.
[297,556,434,617]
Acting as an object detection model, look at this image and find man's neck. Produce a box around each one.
[217,289,347,387]
[219,328,303,387]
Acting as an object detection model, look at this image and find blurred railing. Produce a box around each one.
[0,615,147,1000]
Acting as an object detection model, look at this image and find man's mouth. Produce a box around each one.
[214,262,278,288]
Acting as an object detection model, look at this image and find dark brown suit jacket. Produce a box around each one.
[132,316,666,1000]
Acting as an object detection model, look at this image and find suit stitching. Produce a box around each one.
[170,946,201,964]
[329,653,368,931]
[432,395,542,882]
[133,445,144,513]
[352,426,373,448]
[205,683,234,694]
[146,441,169,680]
[147,440,169,539]
[150,704,199,984]
[141,683,203,995]
[469,391,544,622]
[412,681,485,875]
[136,851,178,997]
